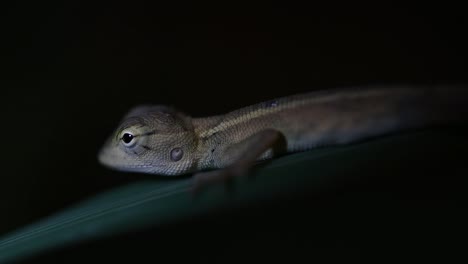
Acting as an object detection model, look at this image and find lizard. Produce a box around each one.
[98,85,468,193]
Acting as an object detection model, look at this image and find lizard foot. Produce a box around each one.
[191,166,248,196]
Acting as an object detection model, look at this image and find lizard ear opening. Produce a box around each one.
[170,147,184,161]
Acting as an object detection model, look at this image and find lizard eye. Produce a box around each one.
[121,132,136,147]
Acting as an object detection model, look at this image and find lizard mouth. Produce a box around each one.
[98,148,133,168]
[97,148,166,174]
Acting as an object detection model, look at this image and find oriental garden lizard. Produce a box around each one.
[98,86,468,193]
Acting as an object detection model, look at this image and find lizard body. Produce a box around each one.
[98,86,467,188]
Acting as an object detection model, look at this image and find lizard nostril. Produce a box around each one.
[170,148,183,161]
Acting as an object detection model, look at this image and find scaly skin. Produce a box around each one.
[98,85,467,189]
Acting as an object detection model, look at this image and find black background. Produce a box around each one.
[1,1,467,260]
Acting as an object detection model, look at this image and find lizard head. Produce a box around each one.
[98,105,198,176]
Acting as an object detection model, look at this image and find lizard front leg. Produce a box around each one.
[192,129,286,194]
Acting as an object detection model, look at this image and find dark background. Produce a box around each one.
[1,0,467,258]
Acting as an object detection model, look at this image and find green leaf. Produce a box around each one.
[0,126,466,263]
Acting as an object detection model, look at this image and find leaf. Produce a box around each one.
[0,126,466,263]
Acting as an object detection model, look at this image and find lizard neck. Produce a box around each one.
[193,116,224,135]
[192,115,225,171]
